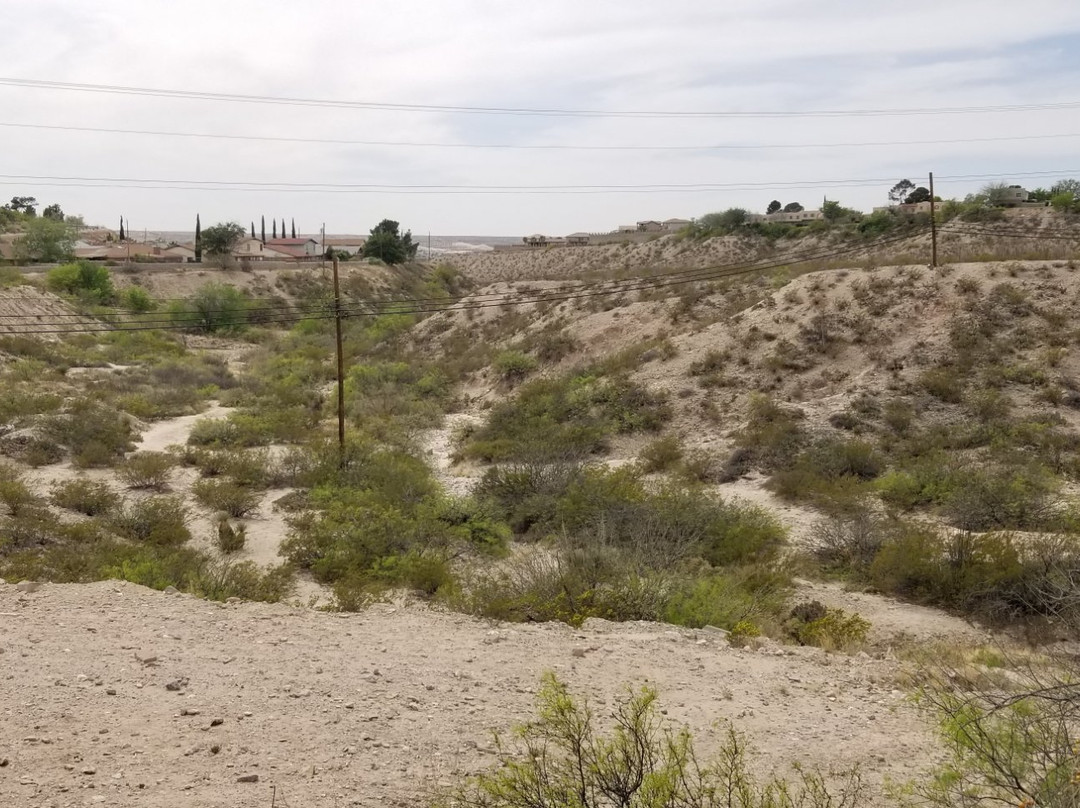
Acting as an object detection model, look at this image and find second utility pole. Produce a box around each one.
[332,254,346,458]
[929,171,938,268]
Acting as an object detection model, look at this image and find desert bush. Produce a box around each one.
[168,282,249,333]
[0,465,36,516]
[462,373,670,462]
[942,462,1058,531]
[116,451,175,490]
[662,567,791,631]
[492,350,538,384]
[727,619,762,648]
[810,508,887,569]
[732,395,807,472]
[192,479,262,518]
[920,367,966,403]
[435,674,864,808]
[679,449,725,483]
[213,518,247,554]
[768,438,883,510]
[637,435,683,473]
[42,403,137,467]
[50,478,121,516]
[120,285,155,313]
[792,607,870,651]
[108,496,190,546]
[45,260,114,304]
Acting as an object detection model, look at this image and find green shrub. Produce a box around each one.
[120,285,155,313]
[0,465,36,516]
[192,479,262,518]
[116,451,175,490]
[435,674,864,808]
[169,282,249,333]
[732,395,807,472]
[793,608,870,651]
[662,568,791,631]
[942,463,1058,531]
[920,368,966,403]
[45,260,114,303]
[492,350,538,384]
[108,496,190,546]
[42,403,136,467]
[461,372,670,462]
[637,435,683,473]
[728,619,762,647]
[214,518,247,554]
[50,478,121,516]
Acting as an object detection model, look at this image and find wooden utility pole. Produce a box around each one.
[929,171,938,268]
[332,255,346,458]
[321,223,326,270]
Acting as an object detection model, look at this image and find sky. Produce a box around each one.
[4,0,1080,236]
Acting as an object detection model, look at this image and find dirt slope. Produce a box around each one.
[0,579,978,808]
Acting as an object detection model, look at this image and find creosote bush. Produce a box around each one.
[50,478,120,516]
[192,478,262,518]
[434,674,864,808]
[116,451,175,491]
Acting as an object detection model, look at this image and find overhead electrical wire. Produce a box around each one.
[2,77,1078,119]
[4,121,1080,153]
[2,170,1078,195]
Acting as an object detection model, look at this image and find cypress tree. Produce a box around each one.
[250,221,256,239]
[273,219,277,239]
[260,215,266,244]
[195,214,202,262]
[119,216,125,241]
[291,219,296,239]
[281,219,286,239]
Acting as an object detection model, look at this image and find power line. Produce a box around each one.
[2,77,1078,119]
[5,120,1080,153]
[2,170,1078,196]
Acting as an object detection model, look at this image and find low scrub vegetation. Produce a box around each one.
[435,674,864,808]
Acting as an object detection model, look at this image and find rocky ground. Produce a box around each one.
[0,578,983,808]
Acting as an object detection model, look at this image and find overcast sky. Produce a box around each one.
[5,0,1080,236]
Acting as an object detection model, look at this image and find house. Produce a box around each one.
[523,234,550,248]
[747,209,825,225]
[662,218,691,232]
[997,185,1030,207]
[636,220,664,232]
[232,238,296,261]
[164,244,197,263]
[565,232,590,246]
[265,237,321,258]
[617,225,637,233]
[324,237,367,256]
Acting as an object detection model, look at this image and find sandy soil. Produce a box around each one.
[0,580,965,808]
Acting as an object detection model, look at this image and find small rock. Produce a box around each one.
[81,767,96,775]
[210,718,224,727]
[0,757,8,767]
[106,689,117,696]
[162,585,179,595]
[237,774,259,783]
[210,745,221,755]
[165,678,188,692]
[15,581,41,594]
[571,648,587,658]
[180,708,200,716]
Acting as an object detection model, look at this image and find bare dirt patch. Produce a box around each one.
[0,580,948,808]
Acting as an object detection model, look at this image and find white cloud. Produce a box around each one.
[3,0,1080,234]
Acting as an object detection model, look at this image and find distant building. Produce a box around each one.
[324,237,367,256]
[998,185,1030,207]
[523,234,549,248]
[662,218,692,231]
[233,238,295,261]
[636,220,664,232]
[566,232,591,246]
[747,209,824,225]
[617,224,637,233]
[164,244,197,262]
[265,237,321,258]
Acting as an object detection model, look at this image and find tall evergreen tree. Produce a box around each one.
[273,219,278,239]
[281,219,287,239]
[195,214,202,262]
[250,222,255,239]
[260,215,266,244]
[119,216,125,241]
[291,219,296,239]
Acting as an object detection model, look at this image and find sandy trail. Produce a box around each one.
[421,413,483,498]
[0,580,951,808]
[138,404,234,453]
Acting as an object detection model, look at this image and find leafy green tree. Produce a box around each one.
[783,201,804,213]
[698,208,749,234]
[904,186,931,204]
[1028,187,1052,202]
[362,219,418,264]
[766,199,782,214]
[888,179,916,204]
[200,222,246,267]
[41,204,63,221]
[1050,178,1080,198]
[822,200,861,222]
[6,196,37,216]
[170,282,248,333]
[15,216,75,262]
[1050,192,1077,213]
